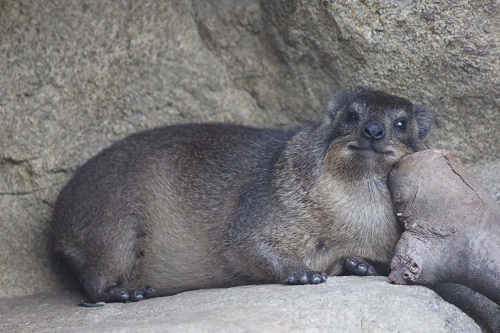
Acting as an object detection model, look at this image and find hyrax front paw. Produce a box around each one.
[284,271,328,285]
[344,257,378,276]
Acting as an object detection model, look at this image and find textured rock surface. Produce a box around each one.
[0,0,498,320]
[0,277,482,333]
[0,0,305,299]
[262,0,500,163]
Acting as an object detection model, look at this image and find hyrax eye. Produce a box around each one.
[394,119,407,131]
[346,110,359,123]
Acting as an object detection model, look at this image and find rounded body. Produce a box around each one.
[52,88,432,302]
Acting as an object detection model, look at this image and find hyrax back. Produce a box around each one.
[52,88,432,302]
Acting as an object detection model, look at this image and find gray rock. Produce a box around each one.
[0,0,299,299]
[262,0,500,162]
[0,277,482,333]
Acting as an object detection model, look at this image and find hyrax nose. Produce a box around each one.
[362,120,385,140]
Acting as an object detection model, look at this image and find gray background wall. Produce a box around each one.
[0,0,498,299]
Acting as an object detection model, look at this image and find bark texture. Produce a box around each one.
[388,149,499,332]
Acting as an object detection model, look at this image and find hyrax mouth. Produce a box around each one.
[347,143,395,157]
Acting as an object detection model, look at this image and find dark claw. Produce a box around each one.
[131,291,144,301]
[119,291,130,302]
[125,286,156,302]
[344,258,359,271]
[354,262,368,275]
[143,286,155,297]
[286,275,299,284]
[366,265,378,276]
[311,272,328,284]
[299,274,309,284]
[344,257,379,276]
[285,271,328,285]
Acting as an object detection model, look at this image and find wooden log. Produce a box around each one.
[387,150,500,304]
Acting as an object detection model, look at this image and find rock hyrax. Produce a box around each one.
[52,87,432,302]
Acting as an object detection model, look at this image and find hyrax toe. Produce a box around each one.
[285,271,328,285]
[344,257,379,276]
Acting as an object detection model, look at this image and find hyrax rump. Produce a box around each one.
[52,88,432,302]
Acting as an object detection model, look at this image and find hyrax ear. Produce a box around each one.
[413,104,433,140]
[326,90,351,123]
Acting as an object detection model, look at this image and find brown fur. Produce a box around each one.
[52,87,432,302]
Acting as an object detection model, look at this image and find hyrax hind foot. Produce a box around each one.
[344,257,379,276]
[87,282,156,303]
[284,271,328,285]
[118,286,156,302]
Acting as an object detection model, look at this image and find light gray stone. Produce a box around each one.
[0,277,482,333]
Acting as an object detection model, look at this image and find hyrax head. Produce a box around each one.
[324,87,432,177]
